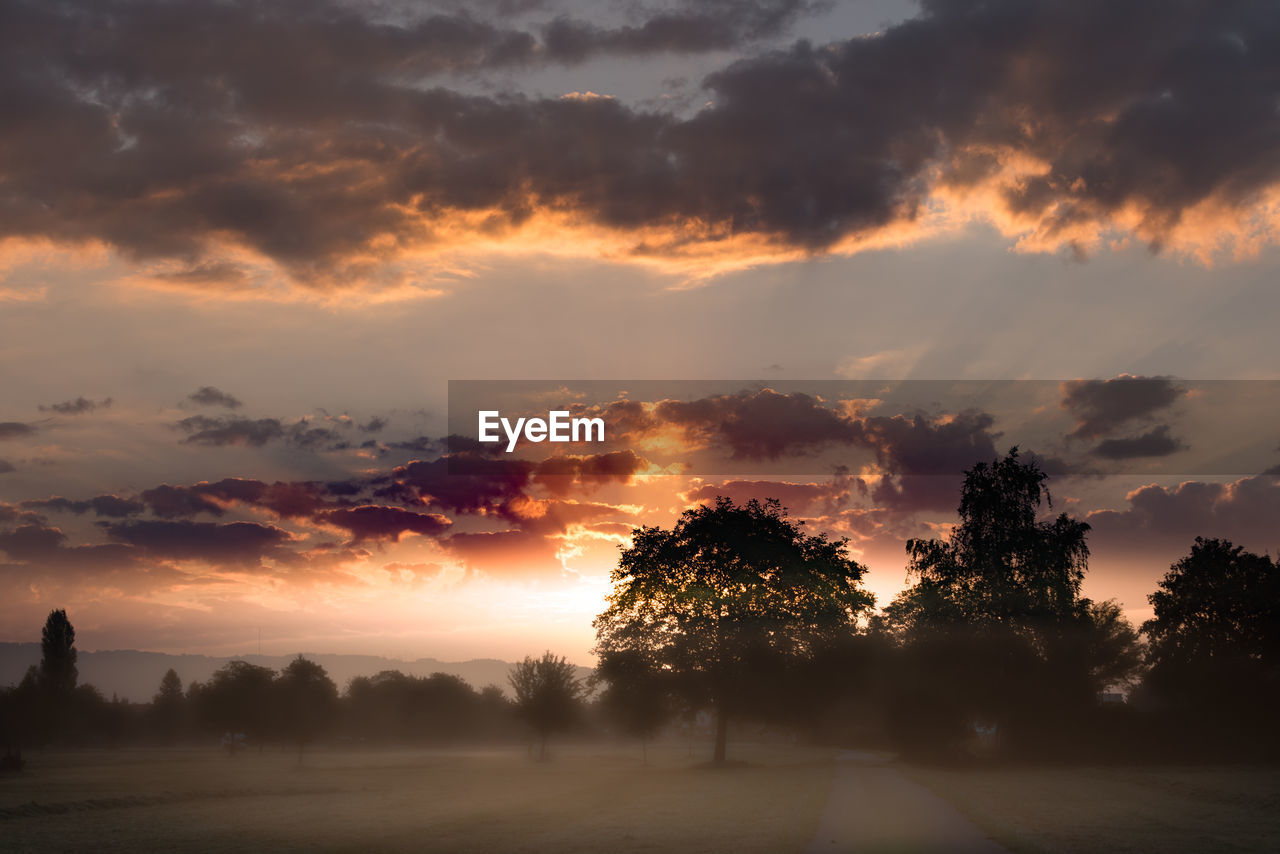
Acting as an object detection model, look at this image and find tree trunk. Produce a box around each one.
[539,732,547,761]
[713,706,728,764]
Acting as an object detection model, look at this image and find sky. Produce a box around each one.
[2,0,1279,665]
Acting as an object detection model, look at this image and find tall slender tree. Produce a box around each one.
[39,609,78,695]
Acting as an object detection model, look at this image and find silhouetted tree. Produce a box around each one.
[39,609,78,695]
[1142,537,1280,726]
[149,668,187,744]
[276,657,338,760]
[594,497,873,763]
[510,652,583,760]
[194,660,277,750]
[881,449,1140,756]
[340,670,515,744]
[26,610,80,745]
[0,667,40,769]
[901,449,1090,628]
[1078,599,1145,692]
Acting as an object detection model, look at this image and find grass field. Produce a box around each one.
[0,742,835,853]
[4,743,1280,852]
[907,763,1280,854]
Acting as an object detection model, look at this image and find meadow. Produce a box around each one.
[2,742,1279,852]
[908,762,1280,854]
[0,743,833,853]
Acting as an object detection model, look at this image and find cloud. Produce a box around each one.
[193,478,340,520]
[653,389,862,460]
[140,484,226,518]
[854,411,1002,513]
[388,436,441,454]
[1087,475,1280,556]
[5,0,1279,290]
[1091,424,1186,460]
[104,519,293,566]
[1061,375,1185,439]
[531,450,647,495]
[187,386,243,409]
[40,396,113,415]
[541,0,816,61]
[682,475,854,516]
[21,494,145,517]
[0,522,68,559]
[315,505,452,544]
[446,529,556,576]
[0,423,35,440]
[174,415,343,449]
[376,454,534,515]
[0,460,13,474]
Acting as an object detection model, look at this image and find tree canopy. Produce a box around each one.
[276,656,339,758]
[193,660,277,748]
[881,449,1142,756]
[594,496,873,763]
[899,448,1090,629]
[1142,537,1280,717]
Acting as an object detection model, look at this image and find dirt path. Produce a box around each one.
[805,751,1008,853]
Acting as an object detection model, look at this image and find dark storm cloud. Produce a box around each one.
[1061,376,1186,439]
[175,415,344,450]
[104,519,293,565]
[140,484,226,518]
[373,450,535,514]
[1091,424,1186,459]
[857,411,1001,513]
[860,411,1000,479]
[187,386,243,409]
[531,450,647,494]
[0,423,35,440]
[315,505,452,544]
[39,396,113,415]
[656,389,861,460]
[22,494,145,517]
[0,522,68,559]
[4,0,1277,282]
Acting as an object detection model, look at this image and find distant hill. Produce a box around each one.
[0,644,591,703]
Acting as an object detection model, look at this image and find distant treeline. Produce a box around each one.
[0,625,528,762]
